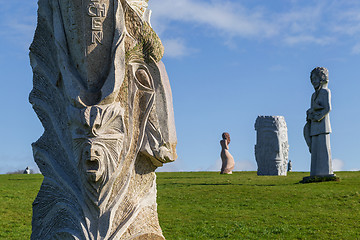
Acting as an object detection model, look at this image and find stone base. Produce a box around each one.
[301,174,339,184]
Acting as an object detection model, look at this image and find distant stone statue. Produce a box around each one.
[288,160,292,172]
[255,116,289,176]
[29,1,177,239]
[220,132,235,174]
[304,67,334,177]
[23,167,30,174]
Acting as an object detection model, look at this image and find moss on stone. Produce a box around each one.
[124,3,164,64]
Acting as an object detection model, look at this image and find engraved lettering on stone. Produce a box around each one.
[92,31,103,44]
[88,4,97,17]
[87,2,107,45]
[97,4,106,17]
[92,18,102,30]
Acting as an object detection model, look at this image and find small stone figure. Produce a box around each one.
[288,160,292,172]
[304,67,334,177]
[220,132,235,174]
[255,116,289,176]
[23,167,30,174]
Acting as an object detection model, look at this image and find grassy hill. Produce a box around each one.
[1,171,359,239]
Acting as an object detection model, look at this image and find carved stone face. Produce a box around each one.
[81,142,105,182]
[78,138,122,187]
[311,74,321,90]
[30,1,177,239]
[310,67,329,90]
[70,104,125,187]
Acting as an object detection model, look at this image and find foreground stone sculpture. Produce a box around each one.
[255,116,289,176]
[23,167,30,174]
[220,132,235,174]
[287,160,292,172]
[29,0,177,239]
[304,67,334,177]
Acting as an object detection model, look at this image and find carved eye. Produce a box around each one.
[135,68,152,89]
[95,150,100,156]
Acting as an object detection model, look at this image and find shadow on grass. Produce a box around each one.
[162,183,244,187]
[8,178,41,181]
[193,183,244,186]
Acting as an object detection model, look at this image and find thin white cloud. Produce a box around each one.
[332,158,345,172]
[331,8,360,35]
[352,43,360,55]
[0,15,36,50]
[162,38,195,58]
[150,0,277,39]
[156,158,188,172]
[149,0,360,52]
[328,6,360,52]
[284,35,334,46]
[206,158,222,171]
[276,5,323,34]
[156,161,180,172]
[234,160,256,171]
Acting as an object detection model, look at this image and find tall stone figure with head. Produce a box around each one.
[220,132,235,174]
[29,0,177,239]
[304,67,334,178]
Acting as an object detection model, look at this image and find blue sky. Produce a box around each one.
[1,0,360,173]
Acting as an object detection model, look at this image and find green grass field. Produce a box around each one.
[1,172,359,239]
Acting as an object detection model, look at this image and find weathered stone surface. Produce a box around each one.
[29,0,177,239]
[255,116,289,176]
[304,67,334,177]
[220,132,235,174]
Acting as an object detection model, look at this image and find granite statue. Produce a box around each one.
[29,0,177,239]
[220,132,235,174]
[287,160,292,172]
[23,167,30,174]
[304,67,334,177]
[255,116,289,176]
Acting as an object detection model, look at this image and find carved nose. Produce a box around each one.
[91,148,101,157]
